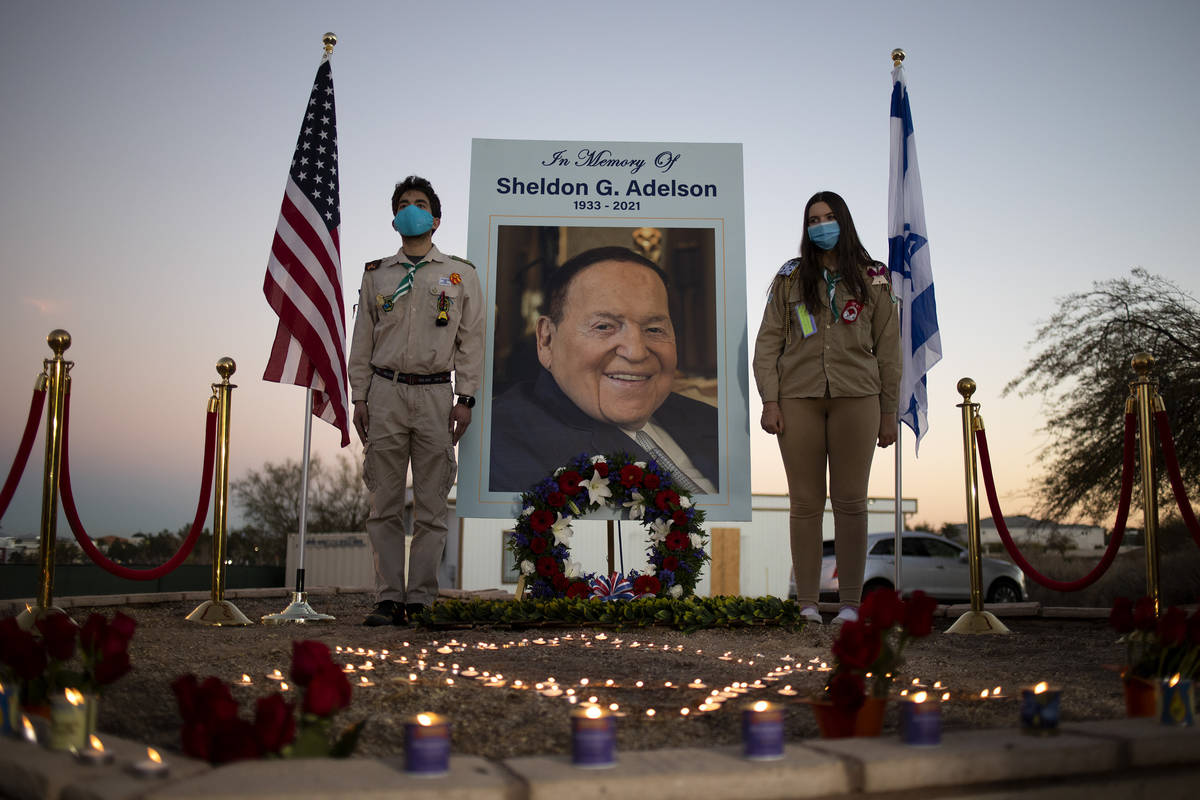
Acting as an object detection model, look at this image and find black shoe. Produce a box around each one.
[405,603,427,624]
[363,600,405,627]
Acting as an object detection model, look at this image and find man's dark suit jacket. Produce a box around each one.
[490,369,719,494]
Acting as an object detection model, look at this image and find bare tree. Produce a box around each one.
[231,454,370,536]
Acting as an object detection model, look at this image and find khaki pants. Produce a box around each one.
[362,379,457,606]
[777,395,880,608]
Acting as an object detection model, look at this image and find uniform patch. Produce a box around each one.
[867,264,889,286]
[438,276,453,286]
[841,299,863,323]
[449,272,462,285]
[365,258,383,271]
[776,258,800,277]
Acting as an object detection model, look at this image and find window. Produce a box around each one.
[923,539,962,559]
[500,531,520,584]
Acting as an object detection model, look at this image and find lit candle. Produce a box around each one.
[742,701,784,760]
[49,688,89,751]
[0,680,17,736]
[239,674,253,686]
[267,669,283,681]
[571,705,616,768]
[1160,674,1195,727]
[21,715,38,743]
[75,734,114,765]
[900,691,942,746]
[1020,682,1062,735]
[131,747,169,778]
[404,713,451,776]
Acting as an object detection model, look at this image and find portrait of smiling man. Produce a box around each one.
[490,245,719,494]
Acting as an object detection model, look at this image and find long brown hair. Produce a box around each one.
[796,191,875,315]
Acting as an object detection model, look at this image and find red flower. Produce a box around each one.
[557,470,582,495]
[591,462,610,478]
[619,464,644,487]
[654,490,680,510]
[93,650,131,685]
[902,591,938,638]
[303,662,352,717]
[108,612,136,643]
[36,613,77,662]
[662,556,680,572]
[529,536,548,554]
[536,556,559,577]
[209,718,262,764]
[633,575,661,596]
[861,589,903,630]
[0,621,47,681]
[552,573,570,591]
[546,491,567,508]
[1133,597,1158,632]
[643,473,661,490]
[290,640,334,687]
[1109,597,1135,634]
[254,693,296,754]
[832,620,882,670]
[566,581,590,599]
[79,614,106,653]
[1158,606,1188,647]
[173,675,241,727]
[529,510,555,533]
[672,510,689,526]
[1189,610,1200,646]
[666,530,690,551]
[827,671,866,711]
[180,721,212,761]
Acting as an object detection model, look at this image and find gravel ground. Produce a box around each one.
[74,593,1129,760]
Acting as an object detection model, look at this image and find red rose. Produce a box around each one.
[633,575,661,596]
[254,693,296,754]
[171,674,202,723]
[303,662,352,716]
[529,509,555,533]
[209,718,262,764]
[666,531,690,551]
[180,720,211,761]
[93,650,131,685]
[832,620,882,670]
[536,556,559,577]
[566,581,590,599]
[672,510,689,526]
[619,464,644,487]
[108,612,137,643]
[529,536,548,554]
[557,470,582,495]
[654,490,680,510]
[79,614,107,653]
[591,462,609,478]
[1109,597,1135,634]
[291,640,334,687]
[552,573,569,591]
[199,676,241,725]
[1189,610,1200,646]
[546,491,567,508]
[662,556,680,572]
[36,613,77,662]
[1133,597,1157,632]
[827,671,866,711]
[643,473,661,490]
[0,625,46,680]
[1158,606,1188,647]
[902,590,938,638]
[861,589,903,630]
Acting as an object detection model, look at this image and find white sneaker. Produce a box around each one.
[800,606,823,625]
[831,606,859,627]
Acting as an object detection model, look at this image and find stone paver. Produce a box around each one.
[1064,717,1200,767]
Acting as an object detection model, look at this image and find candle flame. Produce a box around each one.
[752,700,769,712]
[65,688,84,706]
[22,715,35,740]
[89,735,104,752]
[994,686,1002,695]
[980,689,989,698]
[417,714,433,726]
[148,748,162,764]
[942,692,951,702]
[1169,673,1181,687]
[1034,682,1048,694]
[912,691,928,703]
[646,709,656,717]
[240,674,252,684]
[279,682,290,692]
[585,705,603,719]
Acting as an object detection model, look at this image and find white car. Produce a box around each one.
[808,531,1026,603]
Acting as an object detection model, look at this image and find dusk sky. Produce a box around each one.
[2,1,1198,539]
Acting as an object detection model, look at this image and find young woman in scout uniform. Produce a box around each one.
[752,191,900,626]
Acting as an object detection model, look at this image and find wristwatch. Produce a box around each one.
[456,395,476,408]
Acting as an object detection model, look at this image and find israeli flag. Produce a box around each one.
[888,63,942,452]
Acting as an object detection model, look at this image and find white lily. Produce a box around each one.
[648,517,671,543]
[564,558,582,578]
[589,455,607,465]
[622,489,646,519]
[521,506,534,517]
[520,560,535,575]
[634,461,647,470]
[551,513,574,547]
[580,472,612,506]
[669,584,683,598]
[679,496,692,509]
[689,533,705,549]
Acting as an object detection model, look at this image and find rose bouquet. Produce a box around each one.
[1109,596,1200,680]
[0,611,135,707]
[824,590,938,710]
[172,639,362,763]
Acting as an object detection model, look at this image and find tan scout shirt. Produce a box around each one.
[348,244,484,403]
[753,261,900,411]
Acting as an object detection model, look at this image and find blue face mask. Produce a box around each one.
[392,205,435,237]
[808,220,840,251]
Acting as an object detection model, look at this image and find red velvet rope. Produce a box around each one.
[1152,410,1200,548]
[0,386,47,521]
[974,412,1136,592]
[60,392,217,580]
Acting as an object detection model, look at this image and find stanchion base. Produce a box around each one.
[945,609,1012,635]
[15,603,71,630]
[186,599,253,626]
[261,592,336,625]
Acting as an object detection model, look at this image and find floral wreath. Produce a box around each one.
[508,452,709,600]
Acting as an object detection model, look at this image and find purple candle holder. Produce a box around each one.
[742,701,784,760]
[900,692,942,746]
[571,705,616,768]
[404,713,451,776]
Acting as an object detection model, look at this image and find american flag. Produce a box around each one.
[263,57,350,446]
[888,61,941,453]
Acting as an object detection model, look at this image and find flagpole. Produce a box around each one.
[892,47,906,594]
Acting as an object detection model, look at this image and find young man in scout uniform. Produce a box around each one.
[348,175,484,626]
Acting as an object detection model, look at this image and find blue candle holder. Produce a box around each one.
[0,681,19,736]
[900,692,942,746]
[1160,677,1194,727]
[571,705,616,768]
[742,701,784,760]
[404,713,451,776]
[1020,683,1061,735]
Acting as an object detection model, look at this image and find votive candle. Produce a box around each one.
[48,689,89,751]
[1159,675,1194,727]
[571,705,616,768]
[1019,682,1061,735]
[404,713,450,776]
[900,691,942,746]
[741,701,784,760]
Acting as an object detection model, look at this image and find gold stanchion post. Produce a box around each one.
[1130,352,1162,615]
[187,358,252,626]
[946,378,1011,634]
[17,331,73,629]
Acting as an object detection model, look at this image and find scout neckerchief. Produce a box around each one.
[822,267,842,316]
[380,255,429,312]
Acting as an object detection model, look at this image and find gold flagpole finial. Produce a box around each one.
[892,48,905,68]
[323,32,337,55]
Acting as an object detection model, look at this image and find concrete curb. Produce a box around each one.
[1,719,1197,800]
